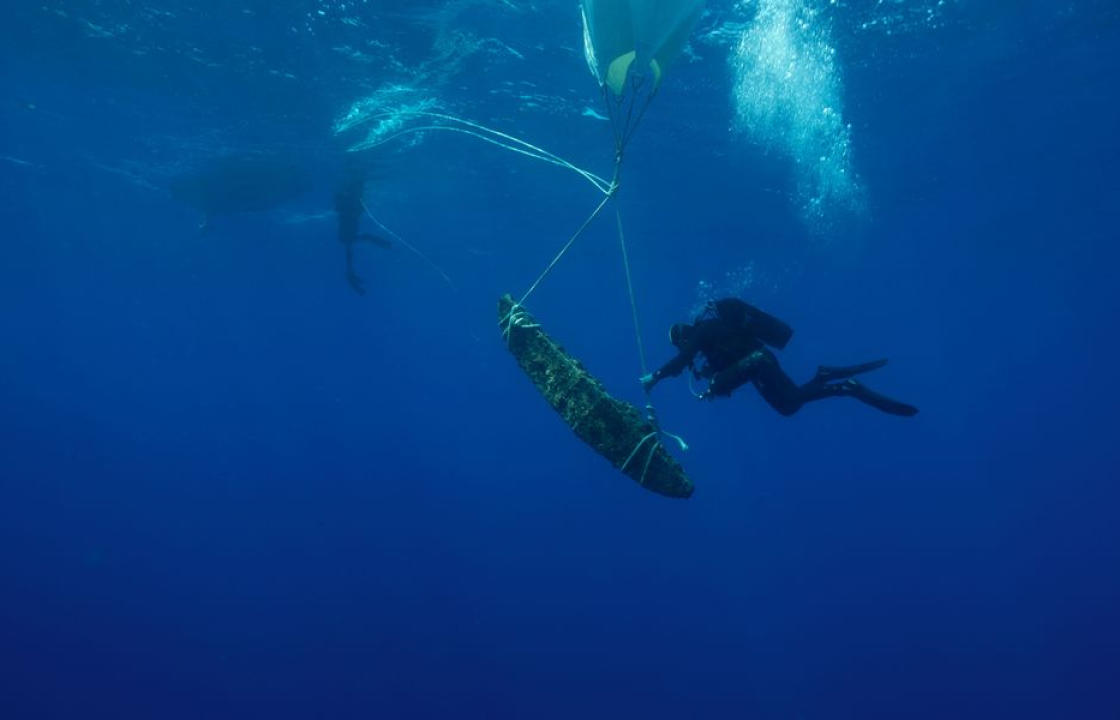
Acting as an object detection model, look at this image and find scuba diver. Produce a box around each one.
[641,298,918,417]
[335,161,391,296]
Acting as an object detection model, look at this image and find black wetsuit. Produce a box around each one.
[649,300,918,417]
[335,175,366,294]
[335,172,390,296]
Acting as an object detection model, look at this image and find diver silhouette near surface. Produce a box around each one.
[641,298,918,417]
[335,163,391,296]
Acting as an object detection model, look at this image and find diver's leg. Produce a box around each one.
[746,350,805,416]
[799,376,918,416]
[802,357,918,415]
[813,358,888,383]
[345,244,365,296]
[707,350,767,398]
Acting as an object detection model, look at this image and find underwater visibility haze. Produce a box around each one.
[2,0,1119,717]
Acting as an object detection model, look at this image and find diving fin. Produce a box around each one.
[346,270,366,296]
[357,233,392,249]
[840,379,918,417]
[815,358,888,383]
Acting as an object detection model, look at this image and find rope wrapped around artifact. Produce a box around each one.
[499,294,693,499]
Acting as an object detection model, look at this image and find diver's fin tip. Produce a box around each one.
[843,380,918,417]
[816,358,888,383]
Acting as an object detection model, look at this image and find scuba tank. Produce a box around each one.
[698,298,794,350]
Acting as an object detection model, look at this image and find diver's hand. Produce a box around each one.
[640,373,657,393]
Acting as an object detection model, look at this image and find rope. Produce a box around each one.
[610,147,691,463]
[361,112,622,330]
[603,75,658,159]
[360,199,455,289]
[615,208,648,376]
[356,112,612,196]
[639,439,660,485]
[661,429,690,452]
[686,372,707,400]
[620,431,658,475]
[618,426,687,487]
[504,160,621,319]
[498,105,690,467]
[391,89,689,471]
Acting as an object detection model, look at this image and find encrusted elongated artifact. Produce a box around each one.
[499,294,693,499]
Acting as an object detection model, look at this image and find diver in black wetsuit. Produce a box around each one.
[335,163,391,296]
[641,298,918,417]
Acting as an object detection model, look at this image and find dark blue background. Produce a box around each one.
[2,1,1118,717]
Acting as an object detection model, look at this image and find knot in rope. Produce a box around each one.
[500,302,539,344]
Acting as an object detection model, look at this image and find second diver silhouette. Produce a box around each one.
[335,165,392,296]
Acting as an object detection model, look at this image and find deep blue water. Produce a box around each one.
[2,1,1119,718]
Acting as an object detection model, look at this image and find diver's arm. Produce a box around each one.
[656,345,699,380]
[642,341,700,391]
[642,319,723,391]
